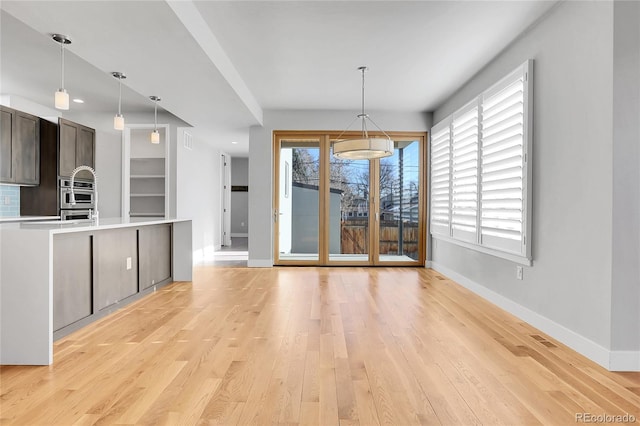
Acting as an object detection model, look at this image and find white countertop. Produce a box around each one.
[0,217,191,233]
[0,216,60,223]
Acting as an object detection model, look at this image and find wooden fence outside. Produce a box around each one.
[340,219,419,259]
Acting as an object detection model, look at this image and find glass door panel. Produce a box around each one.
[378,140,421,263]
[277,139,321,262]
[328,141,371,263]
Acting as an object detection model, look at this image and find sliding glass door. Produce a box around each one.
[274,132,426,266]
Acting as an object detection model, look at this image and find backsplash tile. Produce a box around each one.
[0,185,20,217]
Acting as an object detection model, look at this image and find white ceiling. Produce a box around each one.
[0,1,558,156]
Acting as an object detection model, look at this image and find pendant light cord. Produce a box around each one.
[118,78,122,115]
[361,67,366,117]
[154,99,158,130]
[360,66,369,138]
[60,42,65,89]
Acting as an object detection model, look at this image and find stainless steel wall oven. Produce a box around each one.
[59,178,95,219]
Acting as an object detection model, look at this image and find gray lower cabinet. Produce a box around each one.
[53,233,93,331]
[52,224,174,337]
[94,228,138,311]
[138,224,172,290]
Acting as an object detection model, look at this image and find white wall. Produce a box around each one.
[431,1,639,370]
[611,1,640,354]
[176,128,221,264]
[249,109,431,267]
[230,157,248,236]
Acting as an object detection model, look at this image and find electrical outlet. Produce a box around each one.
[516,265,523,280]
[126,257,132,270]
[241,222,245,227]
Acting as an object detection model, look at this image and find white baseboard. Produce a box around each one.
[430,262,639,372]
[231,233,248,238]
[609,351,640,371]
[247,259,272,268]
[425,260,432,268]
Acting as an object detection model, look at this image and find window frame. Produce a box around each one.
[429,60,533,265]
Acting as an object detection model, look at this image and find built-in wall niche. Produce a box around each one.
[123,126,169,218]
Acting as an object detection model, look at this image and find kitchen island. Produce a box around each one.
[0,217,192,365]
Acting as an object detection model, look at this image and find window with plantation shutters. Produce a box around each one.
[451,102,479,243]
[429,60,532,264]
[480,67,527,254]
[430,120,451,236]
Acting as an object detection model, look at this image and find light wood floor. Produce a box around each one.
[1,267,639,425]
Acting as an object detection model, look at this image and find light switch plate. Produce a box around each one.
[126,257,132,270]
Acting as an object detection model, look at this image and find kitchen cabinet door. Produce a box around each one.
[77,127,94,170]
[0,107,13,182]
[13,111,40,185]
[0,107,40,185]
[94,228,138,311]
[53,233,93,331]
[59,119,77,177]
[58,118,95,179]
[139,224,172,290]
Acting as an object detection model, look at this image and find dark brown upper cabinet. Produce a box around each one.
[59,118,95,179]
[0,106,40,185]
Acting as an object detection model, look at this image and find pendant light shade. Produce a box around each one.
[333,66,393,160]
[333,137,394,160]
[114,114,124,130]
[55,89,69,111]
[151,130,160,144]
[150,96,161,144]
[112,72,126,131]
[52,34,71,111]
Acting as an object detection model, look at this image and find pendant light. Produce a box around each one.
[112,72,126,130]
[150,96,161,144]
[333,66,393,160]
[52,34,72,110]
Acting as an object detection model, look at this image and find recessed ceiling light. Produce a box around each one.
[72,98,84,104]
[231,141,238,144]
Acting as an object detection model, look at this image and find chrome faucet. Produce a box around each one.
[70,165,98,223]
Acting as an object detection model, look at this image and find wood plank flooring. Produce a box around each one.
[1,266,639,425]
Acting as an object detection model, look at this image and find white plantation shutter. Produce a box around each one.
[480,63,530,255]
[451,102,479,243]
[430,120,452,236]
[429,60,532,263]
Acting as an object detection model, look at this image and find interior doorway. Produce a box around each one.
[273,131,427,266]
